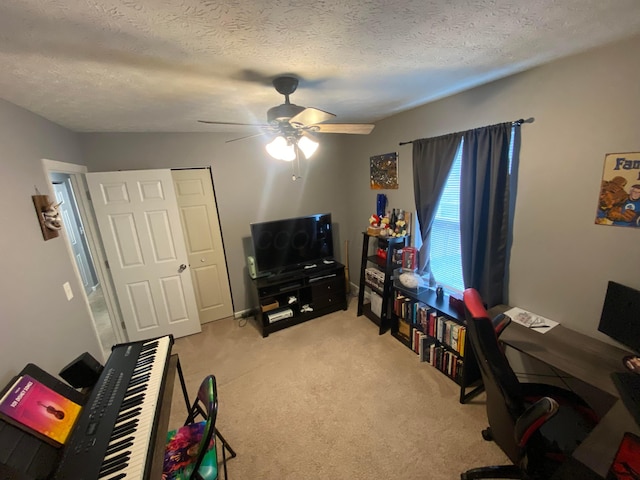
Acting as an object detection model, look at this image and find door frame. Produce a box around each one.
[86,168,202,340]
[41,159,127,347]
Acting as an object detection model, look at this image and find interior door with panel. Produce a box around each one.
[172,168,233,323]
[87,169,202,341]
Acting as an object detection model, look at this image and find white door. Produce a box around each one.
[172,169,233,323]
[87,169,202,341]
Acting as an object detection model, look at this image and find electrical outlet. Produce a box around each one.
[63,282,74,301]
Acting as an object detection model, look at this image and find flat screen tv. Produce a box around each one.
[250,213,334,275]
[598,280,640,354]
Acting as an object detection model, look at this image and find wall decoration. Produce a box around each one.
[370,152,398,189]
[32,194,62,240]
[595,152,640,228]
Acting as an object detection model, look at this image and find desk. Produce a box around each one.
[498,320,640,477]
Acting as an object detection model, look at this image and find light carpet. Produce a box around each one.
[168,296,510,479]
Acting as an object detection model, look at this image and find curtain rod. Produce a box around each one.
[398,117,532,146]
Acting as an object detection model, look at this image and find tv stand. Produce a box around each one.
[249,262,347,337]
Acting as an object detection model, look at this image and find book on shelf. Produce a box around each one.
[0,374,82,446]
[458,327,466,357]
[420,336,436,362]
[428,310,437,337]
[417,331,423,357]
[429,343,436,365]
[456,358,464,383]
[450,322,460,352]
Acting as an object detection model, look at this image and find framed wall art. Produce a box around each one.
[595,152,640,228]
[370,152,398,189]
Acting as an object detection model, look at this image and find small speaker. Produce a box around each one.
[59,352,103,389]
[247,255,257,279]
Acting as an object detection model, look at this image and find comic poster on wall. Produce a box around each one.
[370,152,398,189]
[595,152,640,228]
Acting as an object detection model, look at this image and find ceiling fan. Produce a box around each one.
[198,76,375,161]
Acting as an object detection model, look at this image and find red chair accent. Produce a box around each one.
[461,289,599,479]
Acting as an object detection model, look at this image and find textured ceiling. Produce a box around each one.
[1,0,640,133]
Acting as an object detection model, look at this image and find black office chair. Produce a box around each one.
[461,288,600,480]
[163,375,236,480]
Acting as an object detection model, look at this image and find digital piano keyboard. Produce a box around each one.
[54,335,174,480]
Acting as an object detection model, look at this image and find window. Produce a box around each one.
[429,129,515,292]
[430,141,464,292]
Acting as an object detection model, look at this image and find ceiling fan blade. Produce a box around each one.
[311,123,375,134]
[225,132,267,143]
[198,120,270,127]
[289,107,335,127]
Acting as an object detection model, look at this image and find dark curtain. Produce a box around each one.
[412,132,463,285]
[460,122,515,307]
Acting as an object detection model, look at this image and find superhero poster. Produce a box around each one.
[595,152,640,228]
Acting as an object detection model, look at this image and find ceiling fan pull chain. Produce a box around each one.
[292,147,301,181]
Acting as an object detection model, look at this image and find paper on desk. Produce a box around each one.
[503,307,559,334]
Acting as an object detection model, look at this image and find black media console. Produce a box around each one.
[249,262,348,337]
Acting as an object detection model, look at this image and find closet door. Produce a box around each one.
[172,168,233,323]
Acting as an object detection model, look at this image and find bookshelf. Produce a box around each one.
[356,232,409,334]
[390,278,483,404]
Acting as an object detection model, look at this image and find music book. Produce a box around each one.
[0,374,82,446]
[503,307,559,334]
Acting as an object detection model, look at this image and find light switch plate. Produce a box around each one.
[63,282,74,301]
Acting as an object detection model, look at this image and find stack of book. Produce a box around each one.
[392,290,467,383]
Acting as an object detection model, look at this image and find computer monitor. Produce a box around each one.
[598,281,640,355]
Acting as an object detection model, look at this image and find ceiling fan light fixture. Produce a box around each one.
[298,135,319,159]
[266,135,296,161]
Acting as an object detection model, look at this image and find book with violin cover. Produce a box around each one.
[0,374,81,446]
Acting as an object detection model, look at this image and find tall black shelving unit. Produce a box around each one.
[356,232,409,334]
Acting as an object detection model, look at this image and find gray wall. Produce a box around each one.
[2,34,639,386]
[78,133,350,313]
[0,99,102,387]
[343,34,640,344]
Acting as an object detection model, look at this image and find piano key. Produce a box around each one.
[110,424,137,443]
[107,338,170,480]
[115,406,141,424]
[104,474,126,480]
[140,340,158,351]
[56,336,172,480]
[128,373,150,388]
[120,393,145,411]
[105,436,134,457]
[132,364,153,376]
[124,385,147,398]
[99,451,130,472]
[98,460,129,478]
[111,419,138,436]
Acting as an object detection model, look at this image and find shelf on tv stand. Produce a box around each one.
[249,262,348,337]
[270,259,337,276]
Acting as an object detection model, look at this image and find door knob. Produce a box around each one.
[178,264,187,273]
